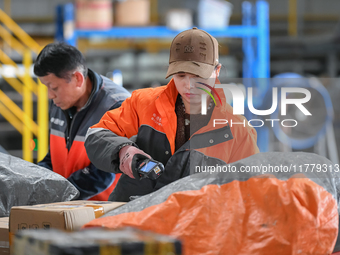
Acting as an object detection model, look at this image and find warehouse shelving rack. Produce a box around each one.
[56,0,270,152]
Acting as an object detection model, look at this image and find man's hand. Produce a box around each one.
[119,145,151,179]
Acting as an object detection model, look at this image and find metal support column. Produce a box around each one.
[64,3,76,46]
[255,0,270,152]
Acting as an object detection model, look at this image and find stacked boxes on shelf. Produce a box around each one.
[76,0,113,29]
[115,0,150,26]
[75,0,151,28]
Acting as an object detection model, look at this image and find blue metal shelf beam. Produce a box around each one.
[74,26,260,39]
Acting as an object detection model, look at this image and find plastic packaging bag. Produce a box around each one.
[0,152,79,217]
[84,152,339,255]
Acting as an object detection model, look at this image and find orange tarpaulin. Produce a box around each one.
[84,177,338,255]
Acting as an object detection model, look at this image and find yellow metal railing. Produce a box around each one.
[288,0,298,36]
[0,9,41,54]
[22,50,33,162]
[0,9,48,162]
[4,0,11,18]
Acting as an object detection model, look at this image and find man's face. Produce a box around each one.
[173,70,219,106]
[39,73,81,110]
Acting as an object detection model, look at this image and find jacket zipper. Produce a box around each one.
[62,109,79,151]
[66,111,79,150]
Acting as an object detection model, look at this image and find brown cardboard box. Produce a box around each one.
[76,0,113,29]
[9,201,125,244]
[0,217,9,255]
[115,0,150,26]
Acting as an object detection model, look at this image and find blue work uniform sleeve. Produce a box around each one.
[37,149,53,170]
[67,163,115,200]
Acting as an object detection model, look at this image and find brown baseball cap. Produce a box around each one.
[166,27,219,79]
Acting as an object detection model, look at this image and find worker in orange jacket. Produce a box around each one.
[85,28,259,202]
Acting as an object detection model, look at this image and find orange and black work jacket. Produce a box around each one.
[38,69,130,201]
[85,79,259,202]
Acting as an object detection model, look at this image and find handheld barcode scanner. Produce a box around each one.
[136,158,164,180]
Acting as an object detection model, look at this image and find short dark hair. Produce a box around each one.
[34,42,88,81]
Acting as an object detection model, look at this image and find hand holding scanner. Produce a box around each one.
[136,159,164,180]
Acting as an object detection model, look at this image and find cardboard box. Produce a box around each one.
[115,0,150,26]
[76,0,113,29]
[0,217,9,255]
[9,201,125,244]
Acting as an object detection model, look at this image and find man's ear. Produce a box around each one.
[74,71,85,87]
[215,64,222,77]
